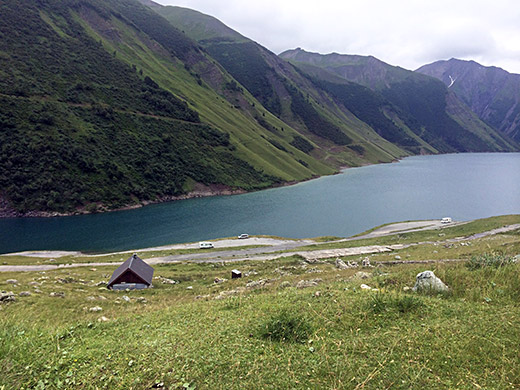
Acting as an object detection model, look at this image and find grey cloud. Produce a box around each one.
[157,0,520,74]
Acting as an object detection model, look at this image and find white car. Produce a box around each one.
[237,234,249,239]
[199,241,214,249]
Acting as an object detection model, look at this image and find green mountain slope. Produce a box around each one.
[417,58,520,142]
[0,0,337,215]
[2,1,517,216]
[280,48,517,153]
[155,6,419,163]
[156,5,249,44]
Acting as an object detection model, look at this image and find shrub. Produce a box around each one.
[368,293,424,315]
[258,310,312,343]
[466,253,517,270]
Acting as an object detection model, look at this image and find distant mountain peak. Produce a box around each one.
[149,5,248,44]
[417,58,520,141]
[137,0,162,8]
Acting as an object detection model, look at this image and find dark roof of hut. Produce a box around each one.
[107,254,154,288]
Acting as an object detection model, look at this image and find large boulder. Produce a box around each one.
[0,291,16,303]
[412,271,448,293]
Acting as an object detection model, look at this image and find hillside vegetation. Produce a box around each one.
[418,58,520,142]
[0,0,518,216]
[0,0,333,215]
[280,49,517,154]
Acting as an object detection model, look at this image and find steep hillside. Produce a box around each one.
[156,5,249,44]
[155,6,429,159]
[2,1,517,216]
[0,0,338,216]
[281,48,517,153]
[281,49,410,90]
[417,58,520,141]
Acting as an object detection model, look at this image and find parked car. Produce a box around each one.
[237,233,249,239]
[441,217,452,224]
[199,241,214,249]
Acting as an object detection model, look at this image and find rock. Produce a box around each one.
[214,287,245,300]
[136,297,147,304]
[335,258,359,269]
[214,277,227,284]
[89,306,102,312]
[18,291,31,297]
[95,281,107,287]
[351,271,372,280]
[33,289,42,294]
[0,291,16,303]
[279,281,292,289]
[412,271,448,293]
[28,281,41,286]
[394,255,401,260]
[314,291,321,297]
[97,316,109,322]
[122,295,131,302]
[154,276,179,285]
[296,279,322,289]
[6,279,18,285]
[360,284,373,290]
[246,279,271,289]
[186,286,193,290]
[362,257,373,267]
[90,268,97,271]
[403,286,411,291]
[335,258,349,270]
[49,292,65,298]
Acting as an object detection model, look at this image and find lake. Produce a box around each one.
[1,153,519,254]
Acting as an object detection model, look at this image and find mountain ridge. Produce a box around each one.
[417,58,520,141]
[0,0,517,216]
[280,48,516,153]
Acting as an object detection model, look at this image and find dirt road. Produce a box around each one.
[2,221,518,272]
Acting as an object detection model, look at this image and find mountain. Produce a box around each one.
[0,0,339,216]
[156,6,249,44]
[280,48,516,153]
[1,1,517,216]
[417,58,520,141]
[155,6,420,162]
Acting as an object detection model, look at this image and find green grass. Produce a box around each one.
[1,216,519,389]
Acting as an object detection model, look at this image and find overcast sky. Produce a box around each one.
[155,0,520,74]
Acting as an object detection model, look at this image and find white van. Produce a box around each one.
[199,241,214,249]
[441,217,452,224]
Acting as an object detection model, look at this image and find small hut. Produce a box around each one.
[107,254,154,290]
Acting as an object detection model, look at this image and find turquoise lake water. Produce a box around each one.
[1,153,519,254]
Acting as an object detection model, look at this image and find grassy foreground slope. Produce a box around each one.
[1,215,519,389]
